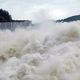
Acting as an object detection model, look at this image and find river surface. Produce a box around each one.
[0,21,80,80]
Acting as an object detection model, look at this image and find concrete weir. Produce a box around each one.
[0,20,32,30]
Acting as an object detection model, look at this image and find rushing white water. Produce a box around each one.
[0,21,80,80]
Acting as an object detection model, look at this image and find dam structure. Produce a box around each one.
[0,20,32,30]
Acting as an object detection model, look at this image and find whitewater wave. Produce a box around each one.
[0,21,80,80]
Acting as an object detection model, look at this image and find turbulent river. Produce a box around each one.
[0,21,80,80]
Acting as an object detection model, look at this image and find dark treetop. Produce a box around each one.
[0,9,12,22]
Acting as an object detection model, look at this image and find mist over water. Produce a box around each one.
[0,21,80,80]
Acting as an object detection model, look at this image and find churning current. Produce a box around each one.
[0,21,80,80]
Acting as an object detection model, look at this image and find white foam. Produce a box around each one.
[0,21,80,80]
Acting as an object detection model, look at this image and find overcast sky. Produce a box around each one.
[0,0,80,21]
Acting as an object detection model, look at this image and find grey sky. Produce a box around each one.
[0,0,80,21]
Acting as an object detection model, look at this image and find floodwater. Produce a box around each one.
[0,21,80,80]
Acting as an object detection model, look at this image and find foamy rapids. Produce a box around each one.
[0,21,80,80]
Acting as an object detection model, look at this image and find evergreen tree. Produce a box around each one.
[0,9,12,22]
